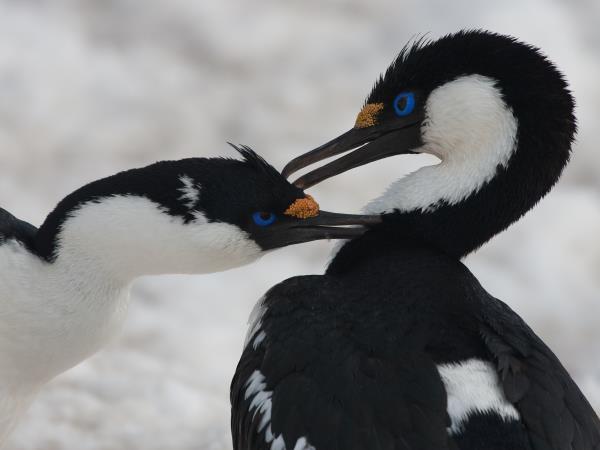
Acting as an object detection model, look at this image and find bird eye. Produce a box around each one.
[393,92,416,117]
[252,212,276,227]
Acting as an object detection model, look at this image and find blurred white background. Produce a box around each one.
[1,0,599,448]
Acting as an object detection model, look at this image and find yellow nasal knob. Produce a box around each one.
[284,195,320,219]
[354,103,384,129]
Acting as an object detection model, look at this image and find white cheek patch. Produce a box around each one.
[437,358,520,435]
[365,74,518,214]
[57,195,262,279]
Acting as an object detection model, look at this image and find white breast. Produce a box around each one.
[0,240,130,385]
[0,239,130,446]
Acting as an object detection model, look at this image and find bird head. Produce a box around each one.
[35,145,379,279]
[174,144,380,252]
[283,30,576,257]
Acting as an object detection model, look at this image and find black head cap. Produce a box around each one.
[367,30,576,145]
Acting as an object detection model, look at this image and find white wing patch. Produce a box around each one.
[437,358,520,435]
[178,175,201,209]
[244,370,315,450]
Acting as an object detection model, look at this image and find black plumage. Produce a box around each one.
[231,30,599,450]
[0,207,38,252]
[366,30,576,258]
[12,147,303,261]
[232,234,600,450]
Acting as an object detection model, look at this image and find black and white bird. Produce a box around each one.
[231,31,600,450]
[0,145,378,444]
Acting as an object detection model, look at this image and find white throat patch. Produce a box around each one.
[365,74,518,214]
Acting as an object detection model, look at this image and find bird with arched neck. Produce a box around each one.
[232,30,599,450]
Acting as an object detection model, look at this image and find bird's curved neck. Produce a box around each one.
[361,163,519,260]
[327,228,448,276]
[360,73,571,258]
[358,137,567,259]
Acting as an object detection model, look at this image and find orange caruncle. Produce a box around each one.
[354,103,384,129]
[284,195,320,219]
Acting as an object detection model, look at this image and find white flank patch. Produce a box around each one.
[437,358,520,435]
[244,370,315,450]
[365,74,518,214]
[178,175,201,209]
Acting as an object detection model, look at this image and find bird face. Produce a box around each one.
[281,88,425,189]
[190,145,381,253]
[36,145,381,278]
[283,31,575,200]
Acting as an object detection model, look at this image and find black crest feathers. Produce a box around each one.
[227,143,283,183]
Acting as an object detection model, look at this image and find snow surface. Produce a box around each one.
[0,0,599,448]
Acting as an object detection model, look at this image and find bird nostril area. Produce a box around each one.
[284,195,320,219]
[355,103,384,129]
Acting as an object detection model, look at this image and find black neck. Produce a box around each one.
[330,143,571,268]
[371,116,572,259]
[326,227,470,286]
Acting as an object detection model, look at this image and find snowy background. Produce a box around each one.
[1,0,599,448]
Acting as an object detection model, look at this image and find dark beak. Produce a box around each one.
[282,114,423,189]
[256,211,382,250]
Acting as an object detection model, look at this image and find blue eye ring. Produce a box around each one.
[393,92,416,117]
[252,212,276,227]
